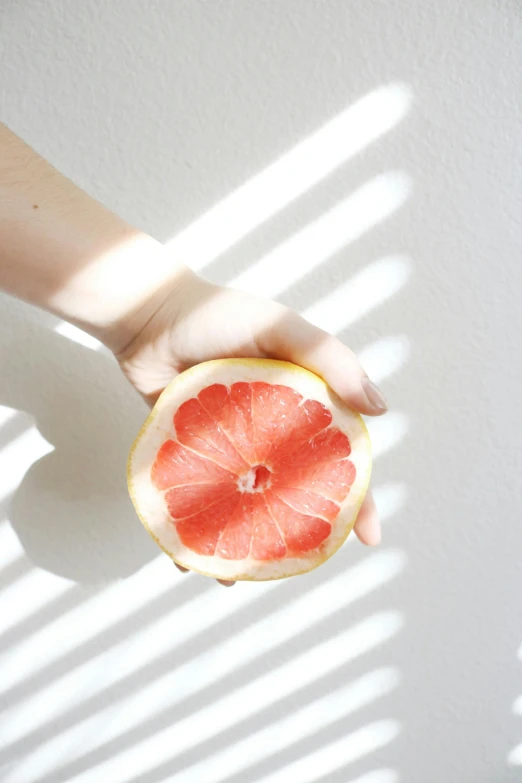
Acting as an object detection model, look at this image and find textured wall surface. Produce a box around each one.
[1,2,522,782]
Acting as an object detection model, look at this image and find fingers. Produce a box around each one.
[353,490,381,545]
[259,308,388,416]
[174,562,235,587]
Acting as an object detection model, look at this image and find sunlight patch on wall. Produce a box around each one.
[166,84,412,272]
[303,257,411,335]
[230,173,411,298]
[358,336,410,385]
[367,413,409,460]
[0,553,279,713]
[0,566,72,640]
[23,614,403,783]
[0,528,26,572]
[0,554,177,693]
[509,670,522,766]
[508,743,522,765]
[251,720,400,783]
[0,407,19,428]
[373,482,408,524]
[182,669,399,783]
[1,553,404,758]
[348,771,399,783]
[53,322,104,352]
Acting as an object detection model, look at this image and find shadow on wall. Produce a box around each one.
[0,295,158,583]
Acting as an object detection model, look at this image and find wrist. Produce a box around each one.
[0,124,194,354]
[56,235,196,355]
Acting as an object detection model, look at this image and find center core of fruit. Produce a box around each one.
[237,464,272,493]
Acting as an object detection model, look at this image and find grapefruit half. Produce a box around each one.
[127,359,372,581]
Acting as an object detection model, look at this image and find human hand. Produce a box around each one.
[116,268,388,586]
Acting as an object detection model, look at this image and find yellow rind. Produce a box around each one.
[127,358,372,581]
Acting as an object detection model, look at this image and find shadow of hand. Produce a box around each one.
[1,296,158,584]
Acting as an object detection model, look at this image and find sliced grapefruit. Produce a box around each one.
[127,359,371,581]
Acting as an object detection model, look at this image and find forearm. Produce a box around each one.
[0,123,191,352]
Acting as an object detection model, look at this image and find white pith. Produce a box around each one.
[128,359,372,581]
[237,465,271,493]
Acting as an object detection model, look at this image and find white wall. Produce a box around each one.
[1,2,522,781]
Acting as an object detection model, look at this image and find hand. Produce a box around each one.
[116,269,387,586]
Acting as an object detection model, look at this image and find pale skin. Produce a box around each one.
[0,123,387,586]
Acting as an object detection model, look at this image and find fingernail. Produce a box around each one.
[362,376,388,412]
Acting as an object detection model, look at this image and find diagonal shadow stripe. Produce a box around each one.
[134,665,396,783]
[0,586,94,655]
[27,611,401,783]
[225,173,410,297]
[154,668,399,783]
[0,557,30,593]
[0,573,211,718]
[137,712,399,783]
[1,548,403,759]
[238,720,400,783]
[167,84,412,274]
[191,714,398,783]
[311,768,399,783]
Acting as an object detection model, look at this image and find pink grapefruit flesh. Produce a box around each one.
[127,359,372,581]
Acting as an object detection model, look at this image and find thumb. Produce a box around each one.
[259,307,388,416]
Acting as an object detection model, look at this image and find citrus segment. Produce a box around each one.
[267,399,332,466]
[251,382,302,463]
[175,494,241,556]
[250,495,287,560]
[272,459,356,503]
[269,486,340,521]
[164,483,238,519]
[151,439,237,490]
[174,397,249,473]
[274,427,351,470]
[216,494,254,560]
[198,382,256,464]
[264,490,332,555]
